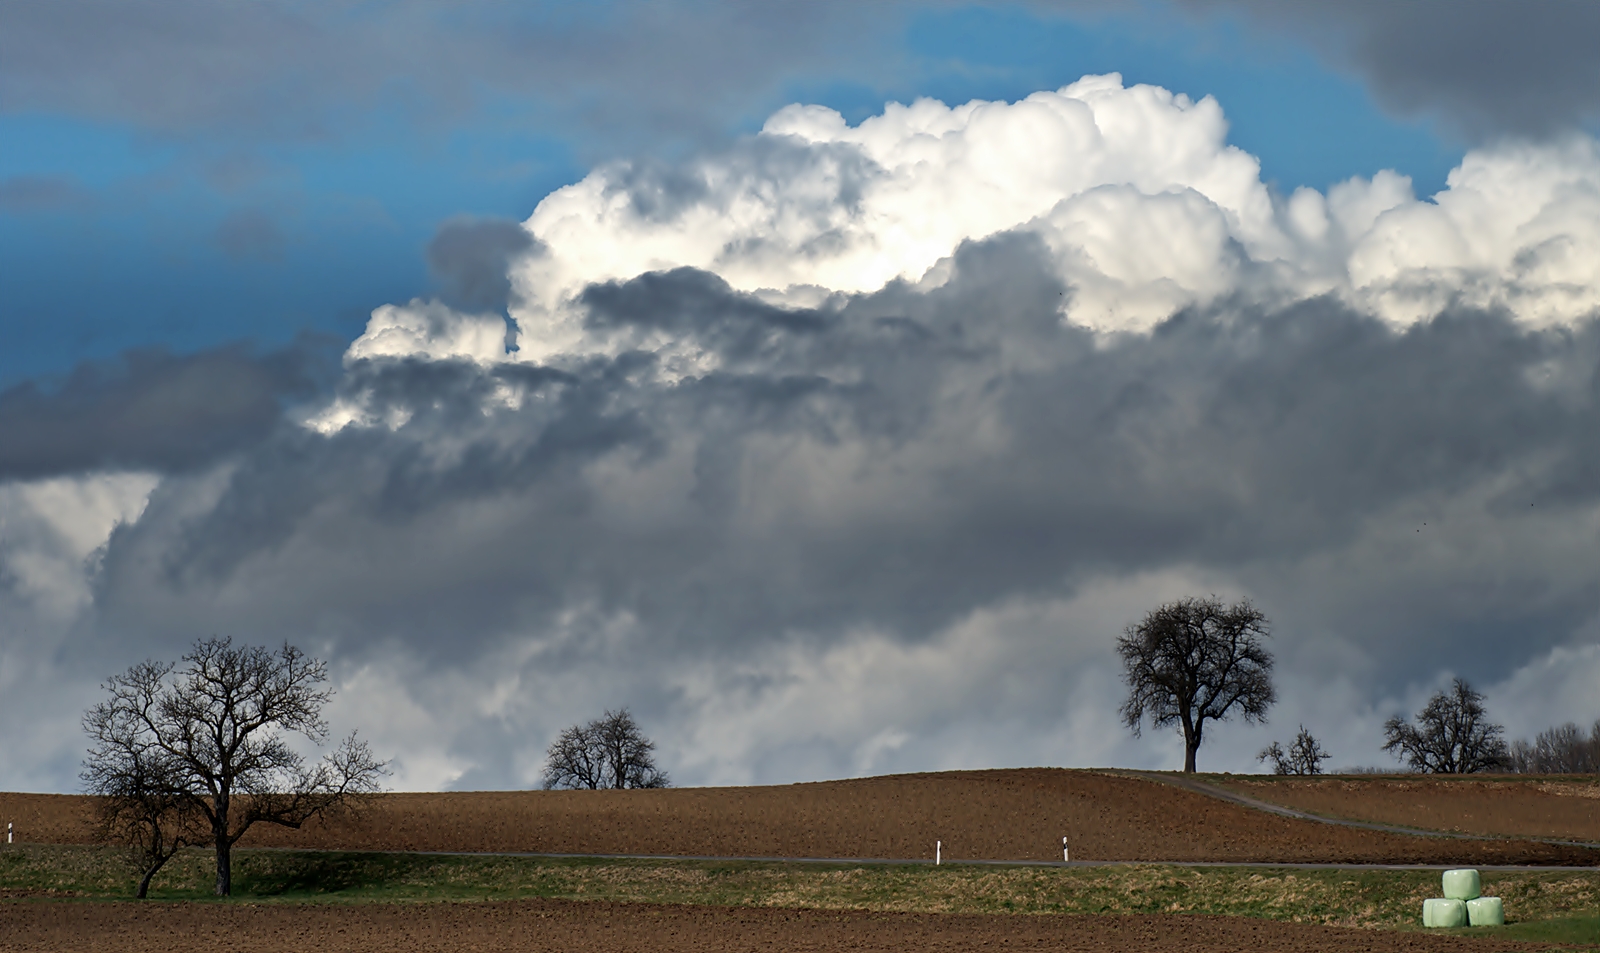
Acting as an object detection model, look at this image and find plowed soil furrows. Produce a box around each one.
[1218,776,1600,842]
[7,770,1598,865]
[0,900,1559,953]
[0,795,92,846]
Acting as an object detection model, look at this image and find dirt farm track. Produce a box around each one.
[4,770,1598,953]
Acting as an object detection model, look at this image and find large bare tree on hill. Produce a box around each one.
[82,637,387,896]
[1118,596,1276,773]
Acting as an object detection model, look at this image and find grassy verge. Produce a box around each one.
[3,844,1597,947]
[1436,914,1600,949]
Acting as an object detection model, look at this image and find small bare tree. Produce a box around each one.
[80,731,205,898]
[543,708,669,790]
[82,638,388,896]
[1119,596,1276,773]
[1382,678,1507,774]
[1258,725,1332,776]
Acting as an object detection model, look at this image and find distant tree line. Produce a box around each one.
[1506,720,1600,775]
[1255,680,1598,777]
[1380,677,1597,775]
[1110,599,1600,779]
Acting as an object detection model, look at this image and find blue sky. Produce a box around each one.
[0,2,1464,387]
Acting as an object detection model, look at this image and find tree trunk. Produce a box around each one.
[215,837,231,896]
[137,857,164,901]
[136,839,170,899]
[213,789,232,896]
[1182,715,1201,773]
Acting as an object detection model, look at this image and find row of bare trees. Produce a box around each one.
[81,637,669,897]
[1373,677,1599,775]
[73,612,1592,899]
[1506,720,1600,774]
[1118,597,1595,776]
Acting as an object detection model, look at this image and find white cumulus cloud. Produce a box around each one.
[0,472,159,791]
[344,75,1600,373]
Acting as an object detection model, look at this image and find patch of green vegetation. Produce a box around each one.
[0,843,136,897]
[2,843,1596,947]
[1436,913,1600,949]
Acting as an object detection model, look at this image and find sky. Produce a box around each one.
[2,0,1599,792]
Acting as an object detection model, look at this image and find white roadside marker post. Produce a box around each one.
[6,822,11,845]
[1062,837,1069,862]
[936,840,941,865]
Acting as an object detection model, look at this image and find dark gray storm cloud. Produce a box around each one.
[426,218,539,314]
[213,208,288,262]
[0,175,88,213]
[0,345,319,480]
[9,0,1594,161]
[0,0,903,152]
[0,217,1589,790]
[1177,0,1600,137]
[87,236,1600,700]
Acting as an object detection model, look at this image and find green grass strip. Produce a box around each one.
[3,844,1597,949]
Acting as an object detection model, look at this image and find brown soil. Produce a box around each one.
[1217,775,1600,843]
[5,769,1597,865]
[0,795,92,847]
[0,899,1560,953]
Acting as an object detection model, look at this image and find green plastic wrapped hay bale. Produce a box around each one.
[1442,868,1481,900]
[1423,898,1468,928]
[1467,896,1504,926]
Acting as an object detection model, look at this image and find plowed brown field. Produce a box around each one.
[0,899,1561,953]
[4,769,1598,865]
[1217,775,1600,843]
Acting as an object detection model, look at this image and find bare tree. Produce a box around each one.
[1507,719,1600,774]
[1258,725,1332,776]
[542,722,605,790]
[1382,678,1508,774]
[80,720,205,898]
[542,708,669,790]
[82,638,388,896]
[1119,596,1276,773]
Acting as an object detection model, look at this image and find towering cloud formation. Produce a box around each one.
[350,74,1600,373]
[6,78,1600,792]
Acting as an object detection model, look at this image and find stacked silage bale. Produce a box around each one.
[1422,869,1505,927]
